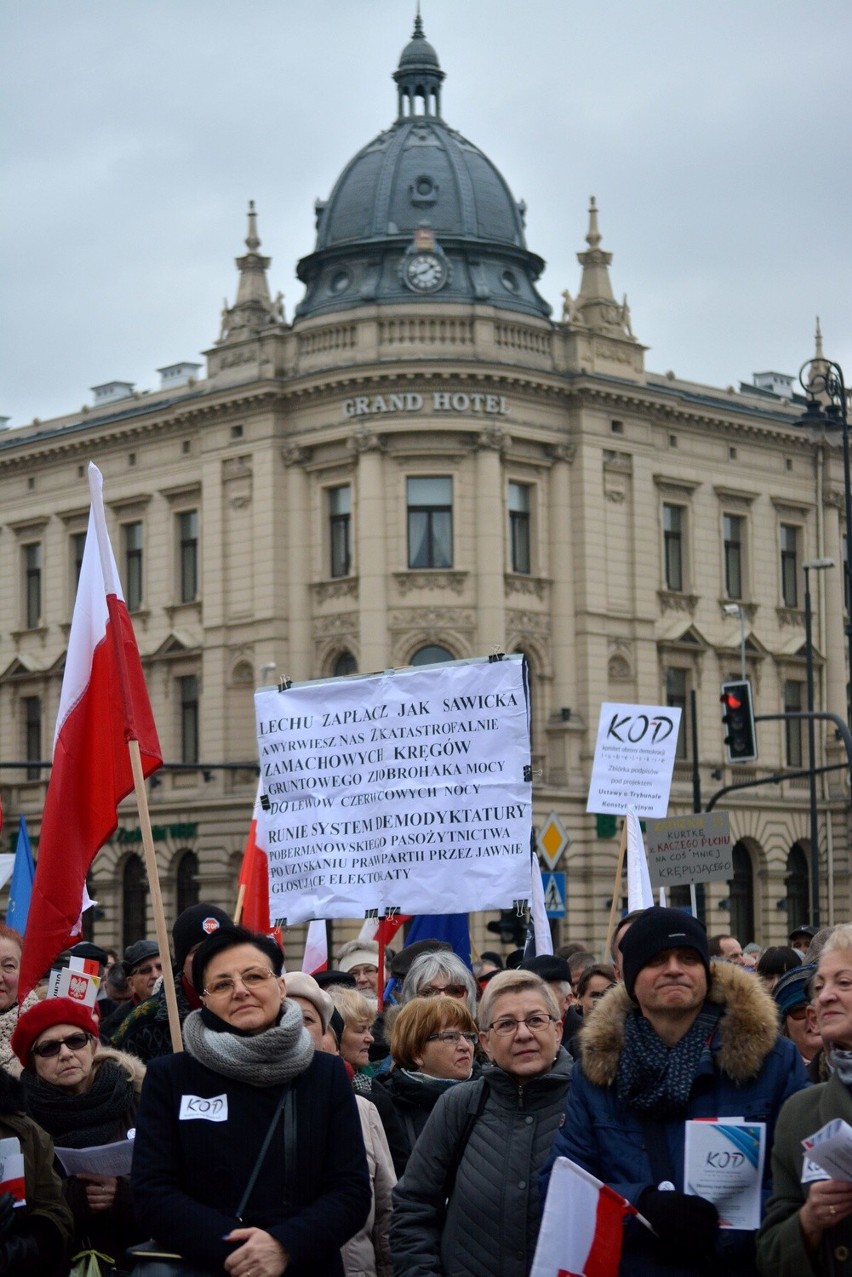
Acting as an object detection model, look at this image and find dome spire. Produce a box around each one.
[570,197,637,341]
[216,201,283,345]
[394,12,445,119]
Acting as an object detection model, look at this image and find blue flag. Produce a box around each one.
[6,815,35,932]
[383,913,472,1003]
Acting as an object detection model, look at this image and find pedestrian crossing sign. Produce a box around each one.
[542,871,566,918]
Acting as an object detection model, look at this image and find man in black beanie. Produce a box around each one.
[543,906,809,1275]
[111,903,234,1062]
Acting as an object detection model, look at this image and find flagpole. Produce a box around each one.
[127,740,183,1054]
[234,883,247,926]
[376,920,386,1013]
[603,817,628,964]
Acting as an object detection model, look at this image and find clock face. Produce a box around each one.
[403,251,448,293]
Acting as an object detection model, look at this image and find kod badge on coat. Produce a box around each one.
[179,1094,228,1121]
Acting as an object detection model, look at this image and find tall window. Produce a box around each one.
[784,679,803,767]
[176,850,200,916]
[723,514,743,599]
[178,511,199,602]
[665,668,688,761]
[333,650,357,677]
[23,543,42,628]
[780,524,799,607]
[785,844,809,932]
[663,504,683,591]
[329,486,351,578]
[407,477,452,569]
[179,675,200,764]
[508,482,531,574]
[124,521,143,612]
[23,696,41,780]
[70,531,87,592]
[122,856,146,948]
[728,842,755,944]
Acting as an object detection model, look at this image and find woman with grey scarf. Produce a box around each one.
[131,925,371,1277]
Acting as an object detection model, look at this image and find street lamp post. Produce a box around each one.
[803,557,835,927]
[798,356,851,725]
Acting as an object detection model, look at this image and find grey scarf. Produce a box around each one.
[183,999,314,1086]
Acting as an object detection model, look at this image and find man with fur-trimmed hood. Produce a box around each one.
[543,907,809,1276]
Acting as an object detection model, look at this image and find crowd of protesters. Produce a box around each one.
[0,908,851,1274]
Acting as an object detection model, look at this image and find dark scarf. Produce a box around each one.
[617,1004,722,1117]
[21,1059,136,1147]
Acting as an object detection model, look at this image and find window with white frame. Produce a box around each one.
[663,504,684,592]
[328,486,351,578]
[407,477,452,569]
[508,481,531,574]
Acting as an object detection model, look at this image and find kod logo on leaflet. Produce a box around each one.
[605,712,676,744]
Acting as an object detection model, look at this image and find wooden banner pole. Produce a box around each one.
[128,740,183,1053]
[603,818,629,964]
[234,883,247,926]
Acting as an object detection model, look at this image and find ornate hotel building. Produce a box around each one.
[1,20,848,959]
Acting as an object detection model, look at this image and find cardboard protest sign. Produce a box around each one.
[644,813,732,888]
[586,703,682,818]
[255,656,532,924]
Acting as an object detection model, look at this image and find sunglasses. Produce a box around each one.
[32,1032,92,1059]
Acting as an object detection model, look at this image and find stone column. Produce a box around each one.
[548,443,577,712]
[352,427,388,671]
[823,496,847,723]
[475,425,507,651]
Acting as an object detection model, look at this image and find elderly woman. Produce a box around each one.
[391,969,571,1277]
[131,925,370,1277]
[400,951,478,1020]
[772,964,821,1067]
[375,996,477,1167]
[289,973,395,1277]
[0,925,38,1077]
[758,926,852,1275]
[12,997,142,1274]
[331,988,380,1090]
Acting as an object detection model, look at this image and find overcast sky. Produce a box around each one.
[2,1,850,427]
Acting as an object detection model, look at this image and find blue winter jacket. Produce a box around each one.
[542,962,809,1277]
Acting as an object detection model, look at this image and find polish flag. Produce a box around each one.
[238,782,279,938]
[531,1157,636,1277]
[358,913,411,947]
[302,919,328,974]
[19,464,162,998]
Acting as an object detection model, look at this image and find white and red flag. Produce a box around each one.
[301,919,328,975]
[531,1157,636,1277]
[626,805,654,912]
[237,782,275,935]
[19,464,162,997]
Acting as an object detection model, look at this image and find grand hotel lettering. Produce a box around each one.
[342,391,509,418]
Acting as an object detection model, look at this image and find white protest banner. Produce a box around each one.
[645,813,732,889]
[255,655,532,924]
[586,702,682,818]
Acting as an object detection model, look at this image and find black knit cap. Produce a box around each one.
[172,903,233,973]
[620,907,711,1001]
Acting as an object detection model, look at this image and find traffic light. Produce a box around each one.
[720,679,758,763]
[487,908,528,947]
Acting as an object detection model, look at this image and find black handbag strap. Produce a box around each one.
[235,1085,295,1221]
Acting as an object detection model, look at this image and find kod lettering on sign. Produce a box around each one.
[178,1094,229,1122]
[605,712,675,744]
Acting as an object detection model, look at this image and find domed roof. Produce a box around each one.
[295,21,550,322]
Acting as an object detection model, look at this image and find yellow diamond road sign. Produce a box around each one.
[537,811,569,870]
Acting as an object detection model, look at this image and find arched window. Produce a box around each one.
[333,651,358,677]
[122,855,146,948]
[728,842,755,944]
[785,844,809,933]
[176,850,199,917]
[410,644,454,667]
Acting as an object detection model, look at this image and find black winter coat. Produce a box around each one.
[132,1049,371,1276]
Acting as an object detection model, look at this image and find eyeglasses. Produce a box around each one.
[202,968,276,999]
[786,1005,809,1021]
[131,962,162,977]
[420,984,468,999]
[485,1013,557,1036]
[32,1032,92,1058]
[425,1030,478,1046]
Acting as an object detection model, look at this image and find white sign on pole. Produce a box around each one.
[645,813,733,889]
[586,702,682,819]
[255,656,532,924]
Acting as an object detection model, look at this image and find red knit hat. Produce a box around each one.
[11,997,99,1068]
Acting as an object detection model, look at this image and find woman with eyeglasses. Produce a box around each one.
[131,925,371,1277]
[391,969,572,1277]
[399,951,479,1019]
[12,996,142,1275]
[374,997,478,1169]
